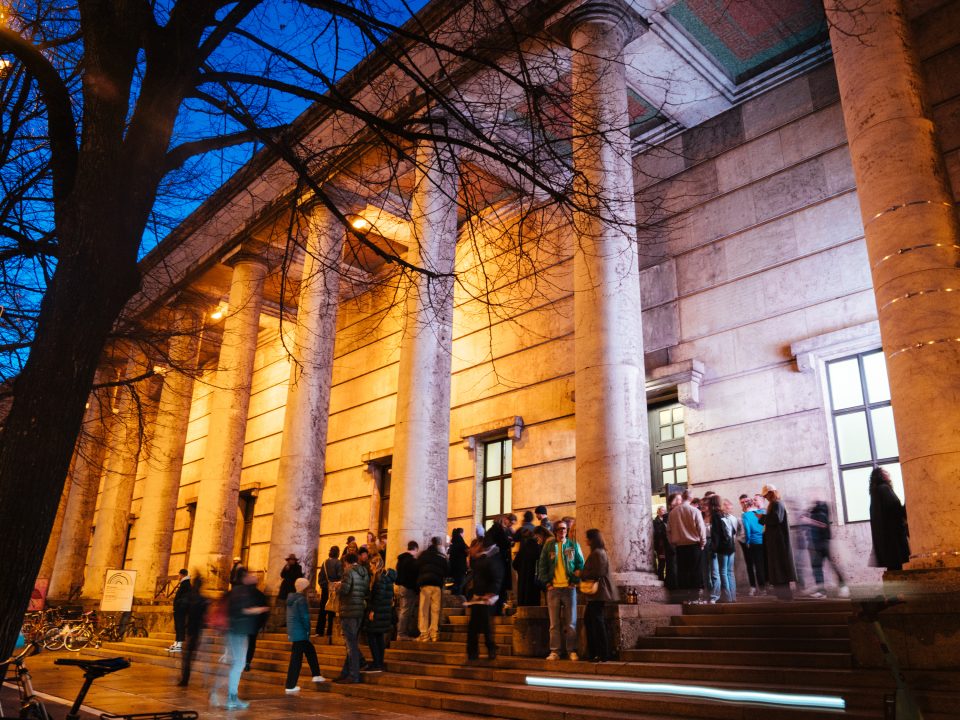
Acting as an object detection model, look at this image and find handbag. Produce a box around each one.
[326,581,341,615]
[579,580,599,595]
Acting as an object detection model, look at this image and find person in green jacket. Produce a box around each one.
[536,520,584,661]
[335,553,369,684]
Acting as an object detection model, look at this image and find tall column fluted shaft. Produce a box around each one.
[567,2,654,585]
[265,206,344,591]
[47,369,116,599]
[188,255,268,589]
[387,136,459,559]
[131,304,202,597]
[38,485,70,583]
[826,0,960,570]
[82,353,149,598]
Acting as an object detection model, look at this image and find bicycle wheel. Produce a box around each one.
[41,626,64,651]
[64,626,93,651]
[129,624,148,638]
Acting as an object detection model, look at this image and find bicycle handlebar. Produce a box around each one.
[0,641,40,670]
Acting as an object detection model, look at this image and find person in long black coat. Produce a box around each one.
[869,467,910,570]
[448,528,468,596]
[759,485,796,600]
[483,515,514,614]
[512,527,545,606]
[278,554,304,601]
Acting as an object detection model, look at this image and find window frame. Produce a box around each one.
[481,438,512,530]
[648,400,688,496]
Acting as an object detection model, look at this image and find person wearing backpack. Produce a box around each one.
[714,498,742,603]
[315,545,342,637]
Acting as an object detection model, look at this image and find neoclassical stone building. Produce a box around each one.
[41,0,960,601]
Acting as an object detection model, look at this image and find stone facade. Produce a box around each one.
[43,0,960,603]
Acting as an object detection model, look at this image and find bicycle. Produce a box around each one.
[0,642,197,720]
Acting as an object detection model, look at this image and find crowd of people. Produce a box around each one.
[175,467,910,706]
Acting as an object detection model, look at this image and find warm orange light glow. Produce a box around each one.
[210,303,227,320]
[351,217,370,230]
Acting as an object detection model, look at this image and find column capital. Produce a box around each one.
[553,0,647,49]
[221,239,280,270]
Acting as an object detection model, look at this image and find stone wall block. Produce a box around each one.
[742,73,814,140]
[753,157,829,223]
[715,131,785,193]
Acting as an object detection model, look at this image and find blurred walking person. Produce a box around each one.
[465,540,503,661]
[177,575,207,687]
[210,570,269,710]
[802,499,849,599]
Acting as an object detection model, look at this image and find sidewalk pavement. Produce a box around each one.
[6,649,488,720]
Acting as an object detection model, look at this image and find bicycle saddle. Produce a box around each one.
[54,657,130,675]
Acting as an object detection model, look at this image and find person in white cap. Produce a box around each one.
[284,577,325,693]
[758,485,797,600]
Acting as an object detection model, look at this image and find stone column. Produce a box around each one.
[265,205,344,591]
[130,301,203,597]
[565,1,655,587]
[38,481,70,584]
[47,368,117,599]
[82,352,149,598]
[826,0,960,576]
[386,133,459,559]
[188,252,268,589]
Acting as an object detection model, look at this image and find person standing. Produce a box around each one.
[284,578,325,693]
[869,467,911,571]
[512,527,545,606]
[210,570,269,710]
[667,490,706,604]
[714,498,741,603]
[365,564,397,672]
[177,575,207,687]
[759,485,797,600]
[465,541,503,661]
[739,495,766,596]
[169,569,190,652]
[315,546,342,637]
[662,493,681,595]
[415,537,448,642]
[483,514,514,614]
[520,511,536,534]
[535,505,553,533]
[278,554,304,602]
[229,557,245,588]
[335,552,369,684]
[536,520,584,661]
[580,528,618,662]
[448,528,468,596]
[652,507,668,582]
[244,573,269,672]
[395,541,420,639]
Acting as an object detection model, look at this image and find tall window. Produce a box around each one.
[377,464,392,532]
[649,402,687,495]
[232,491,256,566]
[482,439,512,529]
[827,350,903,522]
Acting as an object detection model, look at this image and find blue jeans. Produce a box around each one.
[340,617,361,681]
[213,632,247,701]
[705,551,720,602]
[546,586,577,654]
[718,552,736,602]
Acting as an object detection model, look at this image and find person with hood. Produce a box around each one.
[415,536,449,642]
[335,552,370,684]
[465,540,504,661]
[365,564,397,672]
[869,467,911,571]
[177,575,208,687]
[284,578,325,693]
[448,528,468,596]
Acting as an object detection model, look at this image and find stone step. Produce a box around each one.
[656,624,849,639]
[671,612,852,626]
[390,638,513,655]
[634,636,852,653]
[681,600,852,615]
[446,614,515,626]
[621,648,853,669]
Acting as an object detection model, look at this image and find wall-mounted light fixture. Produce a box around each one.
[210,303,227,320]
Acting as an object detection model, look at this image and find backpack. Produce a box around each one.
[716,515,736,555]
[204,597,229,632]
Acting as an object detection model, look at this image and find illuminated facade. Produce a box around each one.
[42,0,960,601]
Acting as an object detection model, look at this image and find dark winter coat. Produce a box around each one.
[760,500,797,584]
[416,546,449,588]
[395,552,418,589]
[318,558,342,588]
[286,591,311,642]
[806,501,832,551]
[173,577,191,611]
[227,583,262,636]
[870,484,910,569]
[484,522,513,590]
[449,535,468,582]
[512,536,543,606]
[338,564,371,620]
[185,587,208,636]
[580,547,619,603]
[366,568,397,635]
[278,562,304,600]
[471,547,504,596]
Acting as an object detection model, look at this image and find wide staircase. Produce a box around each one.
[83,598,916,719]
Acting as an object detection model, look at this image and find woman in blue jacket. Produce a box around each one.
[284,578,325,692]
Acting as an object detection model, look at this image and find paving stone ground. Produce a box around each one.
[2,650,488,720]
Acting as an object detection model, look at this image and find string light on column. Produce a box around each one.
[873,242,960,268]
[879,286,957,311]
[887,336,960,360]
[866,199,956,225]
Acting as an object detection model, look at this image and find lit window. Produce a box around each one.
[482,439,512,529]
[649,402,687,495]
[378,464,392,532]
[827,351,904,522]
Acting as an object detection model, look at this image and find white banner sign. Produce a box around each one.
[100,569,137,612]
